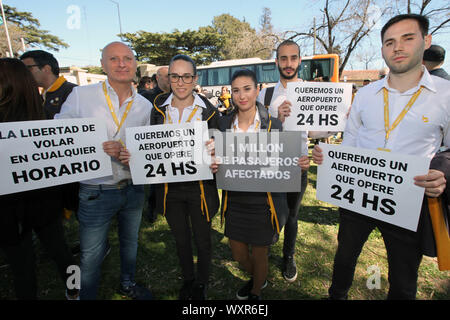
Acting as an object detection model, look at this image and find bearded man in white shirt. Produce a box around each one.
[312,14,449,300]
[55,42,153,300]
[257,40,309,283]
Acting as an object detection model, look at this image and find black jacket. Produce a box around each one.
[141,86,163,107]
[217,102,289,233]
[430,68,450,81]
[44,78,77,119]
[150,93,220,221]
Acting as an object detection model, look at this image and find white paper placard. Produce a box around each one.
[0,118,112,195]
[316,143,430,231]
[285,82,352,131]
[126,121,213,184]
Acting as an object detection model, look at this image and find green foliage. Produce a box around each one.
[121,26,224,66]
[3,5,68,53]
[122,13,275,66]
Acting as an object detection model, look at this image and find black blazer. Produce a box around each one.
[217,102,289,232]
[150,93,220,221]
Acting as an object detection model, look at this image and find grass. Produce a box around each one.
[1,146,449,300]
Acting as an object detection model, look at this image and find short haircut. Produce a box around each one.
[231,68,257,88]
[138,76,152,88]
[19,50,60,76]
[276,40,300,59]
[381,14,429,42]
[169,54,197,75]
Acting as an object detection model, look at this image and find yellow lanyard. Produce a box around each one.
[166,105,199,124]
[382,86,423,147]
[102,82,134,144]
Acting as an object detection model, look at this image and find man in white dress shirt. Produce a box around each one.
[55,42,152,300]
[312,14,449,299]
[257,40,309,283]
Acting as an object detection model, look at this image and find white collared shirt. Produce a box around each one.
[161,93,205,124]
[257,81,309,156]
[232,110,261,133]
[343,67,450,158]
[55,79,152,185]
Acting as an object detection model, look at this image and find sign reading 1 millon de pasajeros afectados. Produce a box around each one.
[214,131,303,192]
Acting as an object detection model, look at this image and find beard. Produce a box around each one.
[278,65,299,80]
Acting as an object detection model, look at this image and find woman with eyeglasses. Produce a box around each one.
[145,55,220,300]
[210,69,310,300]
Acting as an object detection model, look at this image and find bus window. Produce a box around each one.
[256,63,279,83]
[197,69,208,86]
[299,59,331,81]
[207,67,230,86]
[230,65,255,77]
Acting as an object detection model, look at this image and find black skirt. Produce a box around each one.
[224,192,275,246]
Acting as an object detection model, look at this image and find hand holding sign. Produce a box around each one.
[103,140,123,160]
[414,169,446,198]
[277,100,292,123]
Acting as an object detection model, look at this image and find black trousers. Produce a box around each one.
[329,209,423,300]
[283,170,308,257]
[165,183,212,285]
[1,219,76,300]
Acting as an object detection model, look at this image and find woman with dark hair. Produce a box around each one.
[210,69,310,300]
[0,58,78,300]
[121,54,219,300]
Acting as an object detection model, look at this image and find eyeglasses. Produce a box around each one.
[168,73,195,84]
[25,64,41,69]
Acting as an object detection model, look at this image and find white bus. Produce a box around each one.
[197,54,340,104]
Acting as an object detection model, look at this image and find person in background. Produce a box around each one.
[140,66,170,224]
[423,44,450,80]
[217,86,232,115]
[0,58,78,300]
[20,50,80,254]
[257,40,309,283]
[137,76,153,95]
[20,50,77,119]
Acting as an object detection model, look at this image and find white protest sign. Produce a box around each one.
[0,118,112,195]
[214,131,303,192]
[126,121,213,184]
[316,143,430,231]
[285,82,352,131]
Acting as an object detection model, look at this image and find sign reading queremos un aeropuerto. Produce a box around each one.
[126,121,213,184]
[316,143,431,231]
[214,131,303,192]
[0,118,112,195]
[285,81,352,131]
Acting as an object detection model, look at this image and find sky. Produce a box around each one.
[4,0,450,71]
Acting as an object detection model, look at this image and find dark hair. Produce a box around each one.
[169,54,197,75]
[0,58,45,122]
[19,50,60,76]
[138,76,152,89]
[231,69,258,88]
[276,40,301,59]
[381,14,429,42]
